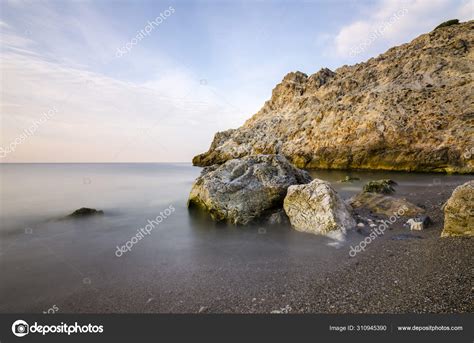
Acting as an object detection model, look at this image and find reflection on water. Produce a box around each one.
[0,163,471,312]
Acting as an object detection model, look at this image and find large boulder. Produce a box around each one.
[283,179,356,236]
[441,180,474,237]
[188,154,312,225]
[349,192,424,217]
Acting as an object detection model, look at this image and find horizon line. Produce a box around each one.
[0,161,193,164]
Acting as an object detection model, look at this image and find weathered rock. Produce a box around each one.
[363,179,397,194]
[283,179,356,236]
[66,208,104,218]
[349,192,424,217]
[187,154,312,225]
[193,21,474,173]
[441,180,474,237]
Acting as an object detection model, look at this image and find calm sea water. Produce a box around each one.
[0,163,471,312]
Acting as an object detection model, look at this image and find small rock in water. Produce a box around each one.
[357,222,365,227]
[66,207,104,218]
[339,176,360,183]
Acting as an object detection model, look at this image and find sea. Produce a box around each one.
[0,163,471,312]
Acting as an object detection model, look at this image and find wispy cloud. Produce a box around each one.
[0,1,258,162]
[332,0,472,61]
[1,49,246,162]
[0,20,11,29]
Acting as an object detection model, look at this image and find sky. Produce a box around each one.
[0,0,471,162]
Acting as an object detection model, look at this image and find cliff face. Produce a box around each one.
[193,21,474,173]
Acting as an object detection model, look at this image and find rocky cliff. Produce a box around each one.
[193,21,474,173]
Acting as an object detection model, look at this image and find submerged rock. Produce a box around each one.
[363,179,397,194]
[339,176,360,183]
[349,192,424,217]
[188,154,312,225]
[283,179,356,236]
[66,208,104,218]
[193,21,473,173]
[441,180,474,237]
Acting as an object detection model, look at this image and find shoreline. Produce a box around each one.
[1,170,471,314]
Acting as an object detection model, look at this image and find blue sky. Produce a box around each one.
[0,0,471,162]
